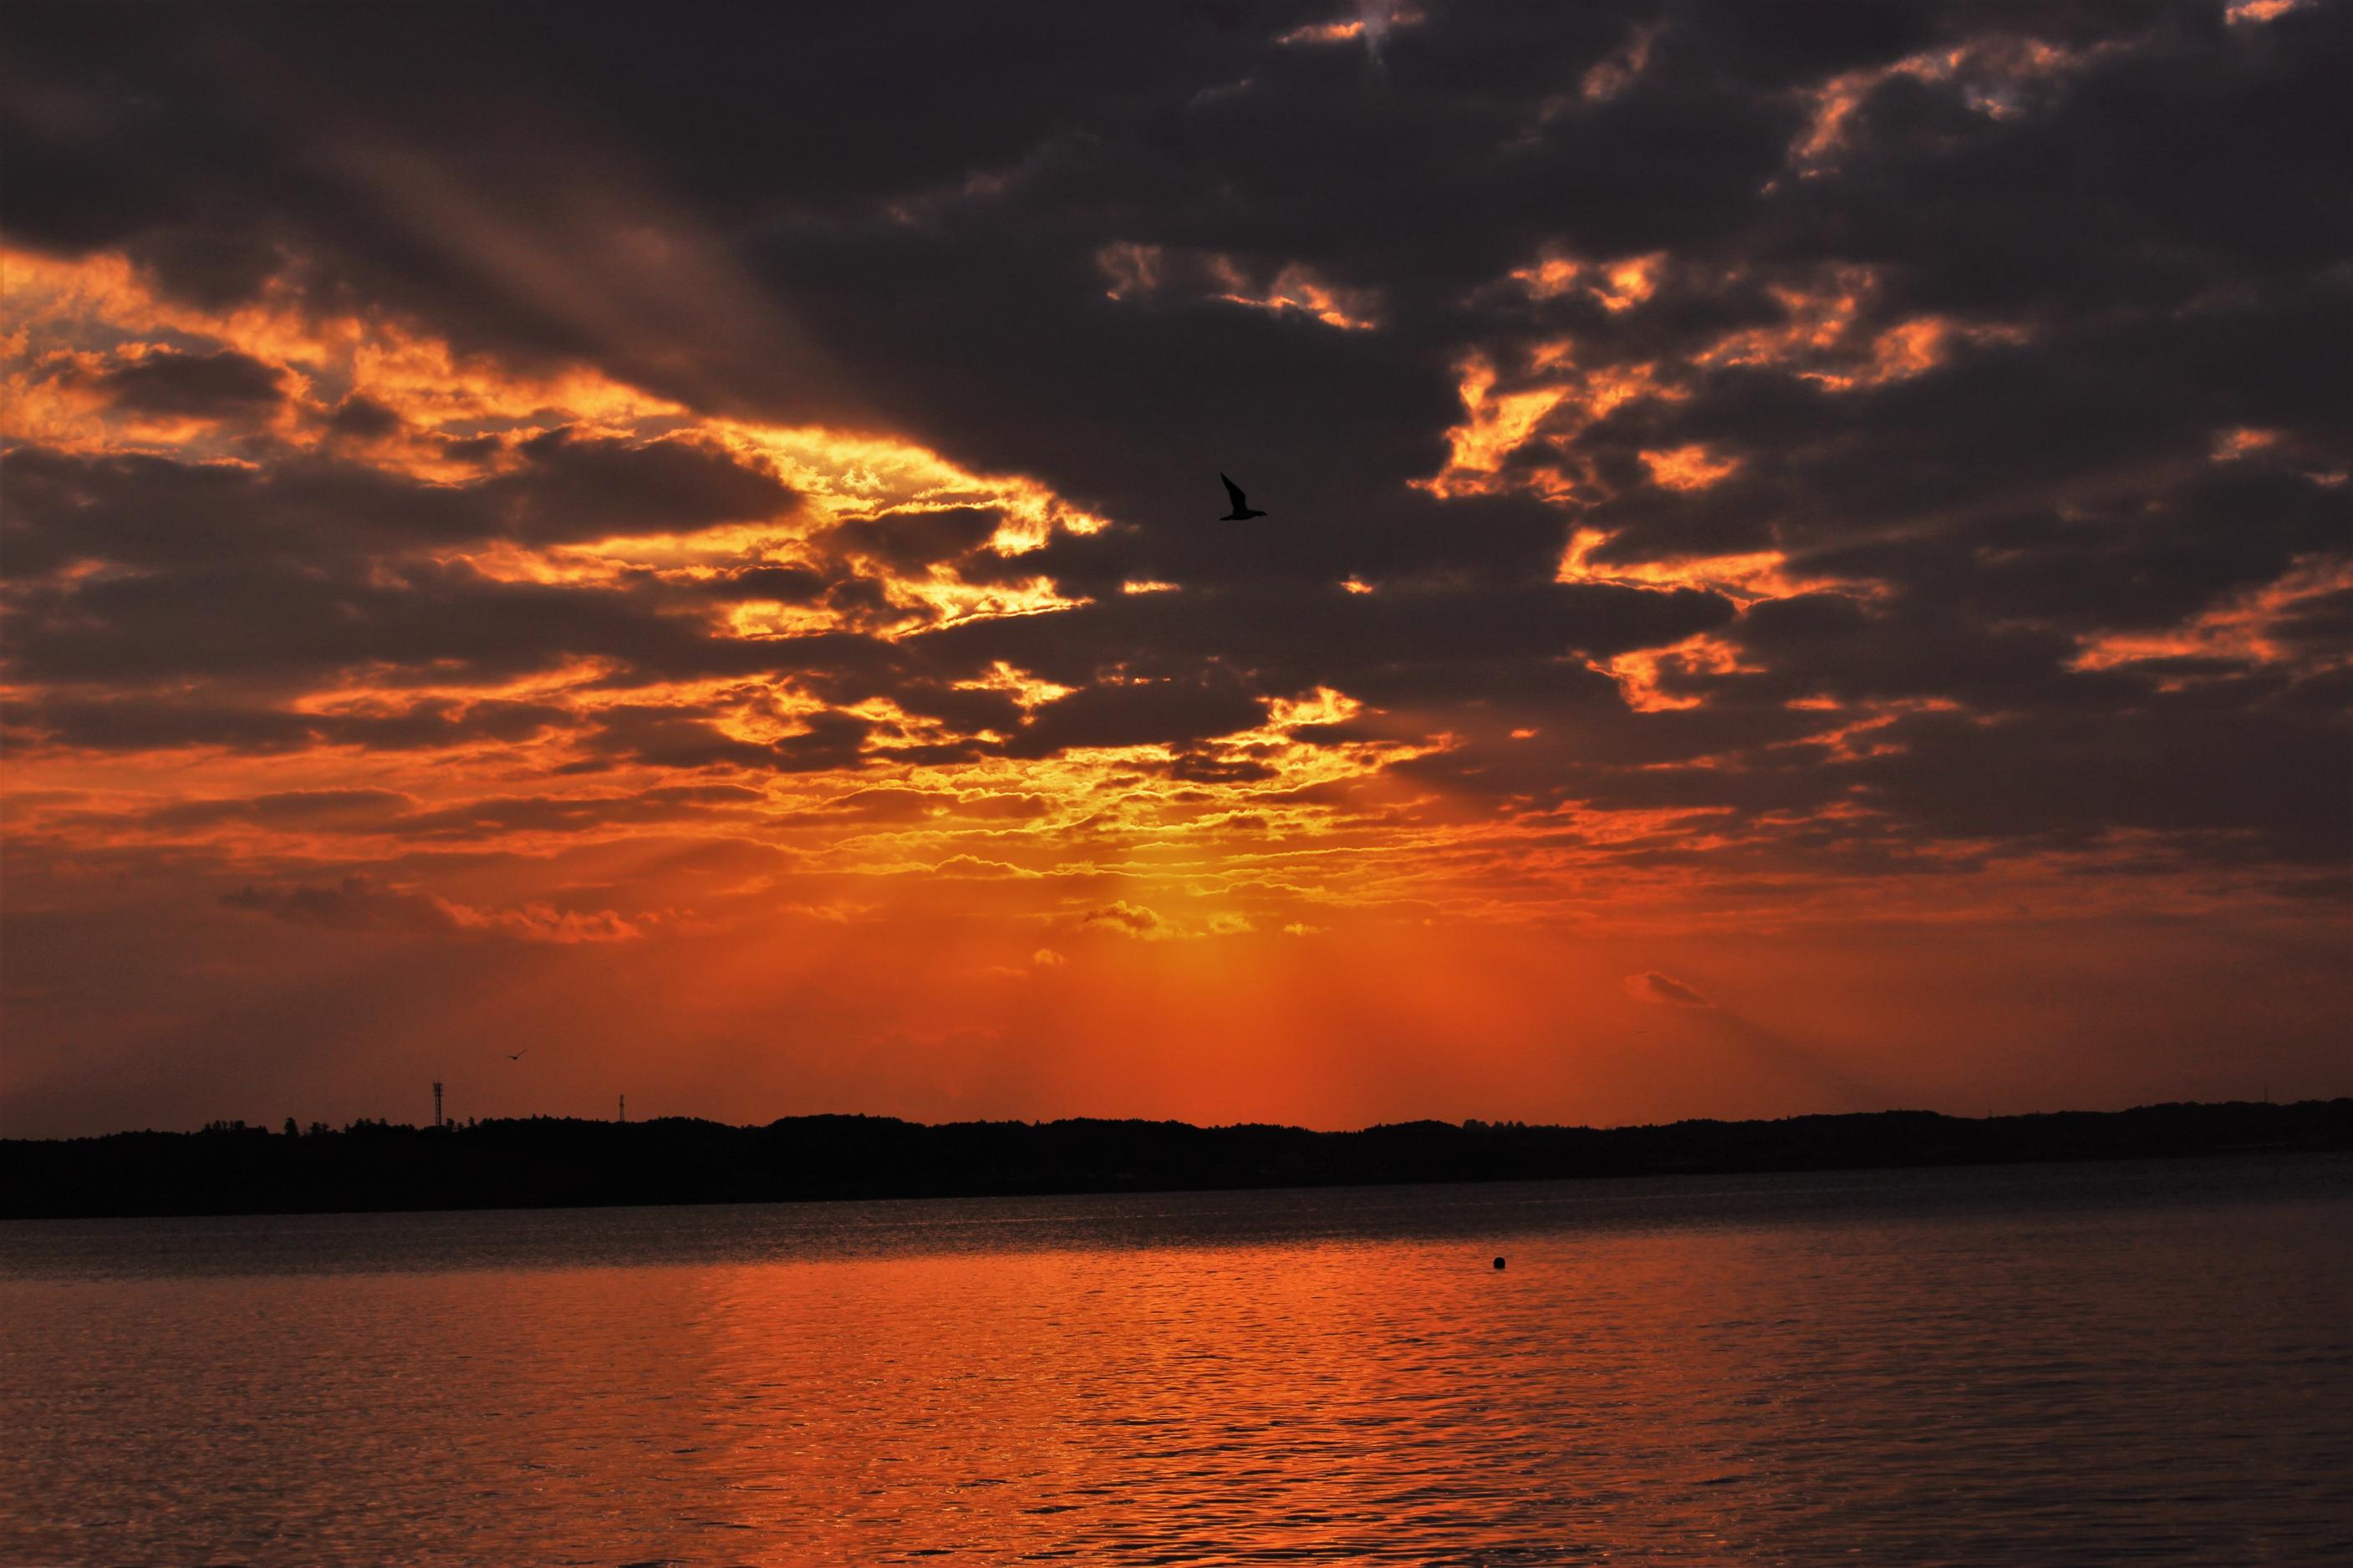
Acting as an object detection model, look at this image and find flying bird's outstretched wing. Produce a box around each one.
[1217,473,1267,520]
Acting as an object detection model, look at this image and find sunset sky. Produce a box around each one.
[3,1,2346,1137]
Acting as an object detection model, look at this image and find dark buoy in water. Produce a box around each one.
[1493,1256,1506,1270]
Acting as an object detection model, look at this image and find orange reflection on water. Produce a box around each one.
[508,1229,1804,1559]
[5,1173,2347,1565]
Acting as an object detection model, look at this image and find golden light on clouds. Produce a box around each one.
[1638,445,1739,491]
[1513,252,1663,313]
[6,0,2345,1150]
[1098,244,1379,331]
[1205,257,1381,332]
[1414,356,1570,497]
[2224,0,2305,24]
[4,245,1549,1005]
[1556,529,1847,608]
[1786,36,2116,176]
[2070,554,2353,679]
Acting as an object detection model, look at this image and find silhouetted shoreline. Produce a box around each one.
[2,1100,2345,1220]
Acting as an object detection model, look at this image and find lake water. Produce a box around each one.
[3,1156,2348,1565]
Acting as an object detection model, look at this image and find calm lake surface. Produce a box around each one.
[3,1156,2348,1565]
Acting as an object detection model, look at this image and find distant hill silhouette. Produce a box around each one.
[2,1101,2345,1219]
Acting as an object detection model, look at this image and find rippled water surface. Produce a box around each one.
[4,1156,2349,1565]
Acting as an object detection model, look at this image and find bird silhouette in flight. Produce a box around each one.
[505,1049,527,1061]
[1219,473,1267,521]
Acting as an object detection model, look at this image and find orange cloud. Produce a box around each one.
[1787,36,2116,176]
[2071,555,2353,678]
[1639,444,1740,491]
[1080,900,1174,939]
[1097,245,1379,330]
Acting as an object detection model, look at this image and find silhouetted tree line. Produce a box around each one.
[1,1100,2345,1219]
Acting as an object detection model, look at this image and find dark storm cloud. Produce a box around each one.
[0,431,902,706]
[3,0,2346,872]
[323,395,405,440]
[5,692,582,756]
[1836,694,2353,868]
[498,428,800,542]
[919,579,1736,707]
[372,785,768,839]
[150,789,416,830]
[119,781,767,841]
[6,556,669,687]
[222,874,465,935]
[0,435,796,575]
[96,349,286,418]
[694,564,834,604]
[220,873,646,942]
[1006,668,1266,759]
[564,705,877,776]
[1571,280,2352,579]
[1626,970,1712,1007]
[824,508,1006,573]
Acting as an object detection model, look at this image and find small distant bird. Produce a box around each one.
[505,1050,527,1061]
[1218,473,1267,521]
